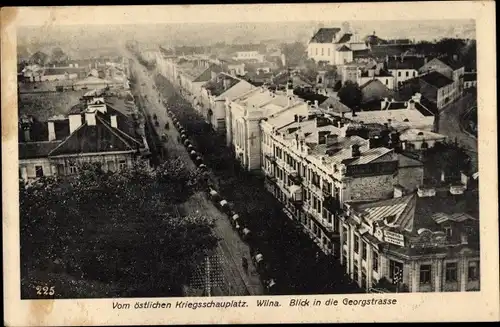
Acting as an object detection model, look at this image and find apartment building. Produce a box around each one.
[226,85,308,170]
[340,185,480,293]
[200,73,255,134]
[259,107,421,257]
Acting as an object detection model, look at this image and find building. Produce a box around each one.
[344,93,436,132]
[234,50,265,63]
[386,55,426,89]
[360,79,394,106]
[399,128,447,151]
[419,71,457,110]
[358,68,395,90]
[307,25,368,65]
[463,72,477,89]
[18,89,149,182]
[200,73,255,134]
[227,85,307,170]
[419,56,465,99]
[340,187,479,292]
[260,107,410,256]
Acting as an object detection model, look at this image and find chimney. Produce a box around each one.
[440,170,446,183]
[326,134,338,146]
[351,144,361,157]
[223,77,231,90]
[69,114,83,133]
[314,100,319,108]
[110,115,118,128]
[48,121,56,141]
[85,111,96,126]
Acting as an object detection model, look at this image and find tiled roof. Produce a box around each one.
[19,141,62,159]
[319,97,352,113]
[310,28,341,43]
[398,153,423,168]
[420,71,454,88]
[48,115,138,157]
[370,44,415,59]
[386,56,426,70]
[337,45,352,52]
[337,33,352,44]
[215,80,255,101]
[203,74,240,97]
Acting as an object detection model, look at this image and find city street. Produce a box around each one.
[125,50,264,296]
[437,92,478,171]
[152,71,361,295]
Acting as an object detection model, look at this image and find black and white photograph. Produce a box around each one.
[2,2,498,325]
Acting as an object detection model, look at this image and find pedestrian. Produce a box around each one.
[242,257,248,273]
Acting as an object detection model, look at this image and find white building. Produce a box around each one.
[307,24,368,65]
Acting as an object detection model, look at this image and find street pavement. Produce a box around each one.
[125,50,264,296]
[437,92,478,171]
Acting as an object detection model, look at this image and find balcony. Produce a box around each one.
[322,187,332,198]
[289,172,303,185]
[265,153,277,164]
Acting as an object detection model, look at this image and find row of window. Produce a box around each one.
[350,234,479,284]
[393,70,418,78]
[311,47,332,57]
[21,160,128,179]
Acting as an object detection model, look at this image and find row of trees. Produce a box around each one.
[20,160,217,298]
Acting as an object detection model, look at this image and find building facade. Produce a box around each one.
[340,188,480,293]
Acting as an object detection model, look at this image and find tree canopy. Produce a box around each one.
[337,81,362,110]
[20,160,217,298]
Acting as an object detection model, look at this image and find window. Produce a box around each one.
[468,261,479,281]
[321,48,324,56]
[69,163,78,174]
[413,71,417,77]
[353,263,359,281]
[56,164,65,175]
[390,260,404,280]
[35,165,44,178]
[315,48,318,56]
[354,234,359,254]
[118,160,127,170]
[328,48,330,56]
[445,262,458,282]
[398,71,402,77]
[444,226,452,238]
[372,251,379,272]
[107,161,116,172]
[420,264,432,284]
[361,241,367,260]
[406,71,409,77]
[385,79,388,85]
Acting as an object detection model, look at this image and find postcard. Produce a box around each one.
[2,2,498,325]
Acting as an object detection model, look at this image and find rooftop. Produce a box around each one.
[386,56,426,70]
[399,128,447,141]
[310,28,342,44]
[420,71,454,88]
[438,56,465,70]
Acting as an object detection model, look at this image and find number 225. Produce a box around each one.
[36,286,55,296]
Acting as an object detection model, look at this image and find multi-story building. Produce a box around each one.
[386,55,426,89]
[307,25,368,66]
[340,185,479,292]
[419,56,465,101]
[200,73,255,134]
[260,106,423,257]
[419,71,457,110]
[226,84,307,170]
[463,72,477,89]
[18,89,149,182]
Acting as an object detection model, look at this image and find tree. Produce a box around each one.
[337,81,362,110]
[20,161,217,298]
[50,47,68,64]
[280,41,307,68]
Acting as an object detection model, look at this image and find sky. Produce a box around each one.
[13,3,478,26]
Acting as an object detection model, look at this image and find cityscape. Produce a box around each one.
[17,18,479,299]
